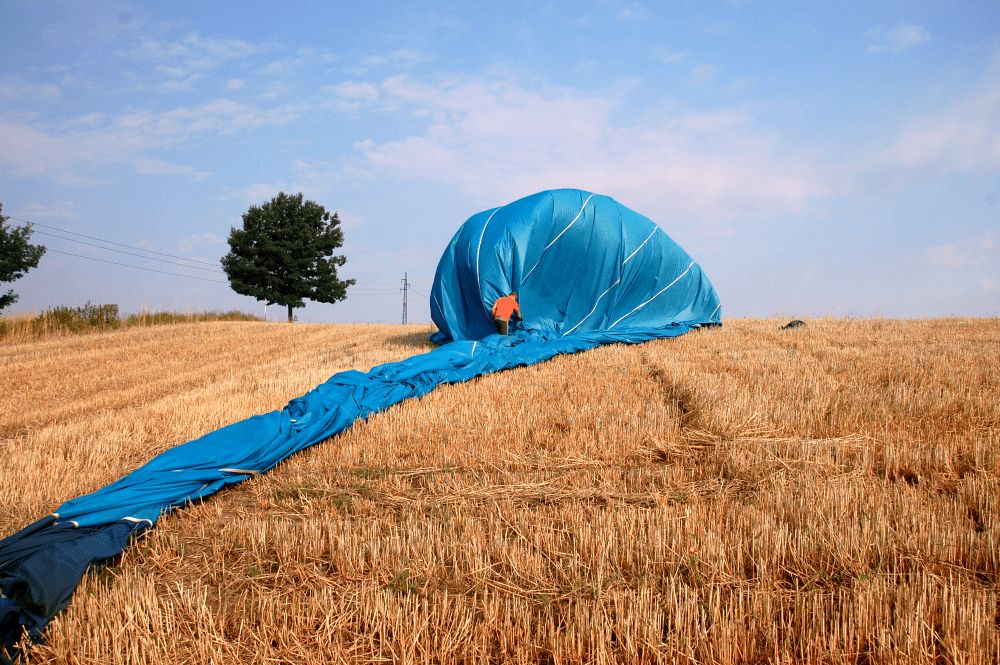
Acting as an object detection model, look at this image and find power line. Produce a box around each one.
[13,213,427,299]
[46,249,229,284]
[7,216,223,268]
[32,230,225,273]
[7,215,434,286]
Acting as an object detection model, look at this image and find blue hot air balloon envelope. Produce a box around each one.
[0,189,720,658]
[431,189,720,343]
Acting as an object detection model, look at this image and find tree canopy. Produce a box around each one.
[0,203,46,311]
[221,192,355,322]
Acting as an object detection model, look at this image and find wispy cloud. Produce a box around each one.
[608,0,650,21]
[156,75,201,93]
[13,201,79,220]
[925,232,996,269]
[176,232,225,253]
[882,82,1000,173]
[0,98,302,183]
[703,22,732,36]
[924,231,999,301]
[135,32,262,68]
[336,210,366,231]
[690,63,719,83]
[651,47,686,65]
[327,81,380,102]
[867,23,931,54]
[0,77,62,102]
[219,159,343,206]
[65,112,109,128]
[346,74,829,226]
[323,81,381,111]
[342,48,432,76]
[362,48,429,68]
[257,48,337,78]
[129,31,267,92]
[132,156,212,179]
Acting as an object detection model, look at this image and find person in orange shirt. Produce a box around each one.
[491,293,521,335]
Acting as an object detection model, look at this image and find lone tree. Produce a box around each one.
[0,203,46,311]
[222,192,355,322]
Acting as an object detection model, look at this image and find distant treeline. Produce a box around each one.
[1,303,262,341]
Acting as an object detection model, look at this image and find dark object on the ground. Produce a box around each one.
[781,320,806,330]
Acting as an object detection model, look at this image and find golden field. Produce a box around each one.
[1,318,997,664]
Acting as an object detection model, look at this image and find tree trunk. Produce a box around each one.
[287,303,293,323]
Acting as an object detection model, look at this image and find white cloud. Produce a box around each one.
[220,159,343,206]
[360,48,429,69]
[328,81,380,102]
[883,83,1000,173]
[336,210,365,231]
[980,277,1000,292]
[925,243,963,268]
[12,201,78,219]
[131,157,211,179]
[258,81,292,100]
[118,98,301,136]
[177,232,225,253]
[156,75,201,93]
[0,78,62,101]
[0,98,302,183]
[727,77,754,93]
[704,22,732,36]
[651,48,686,65]
[65,112,108,128]
[225,78,246,91]
[135,32,261,67]
[925,232,996,269]
[609,1,650,21]
[690,63,719,83]
[348,74,828,225]
[322,81,381,112]
[257,49,336,78]
[130,32,265,92]
[258,56,303,77]
[221,181,288,205]
[867,23,931,54]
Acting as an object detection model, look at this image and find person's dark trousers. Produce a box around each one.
[493,317,509,335]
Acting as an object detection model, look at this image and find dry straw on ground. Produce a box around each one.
[1,318,997,663]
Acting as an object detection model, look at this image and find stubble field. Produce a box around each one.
[1,318,998,664]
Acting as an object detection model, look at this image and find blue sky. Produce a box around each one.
[1,1,997,321]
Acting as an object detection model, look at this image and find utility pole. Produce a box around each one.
[400,272,409,324]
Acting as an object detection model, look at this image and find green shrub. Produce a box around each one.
[35,302,121,333]
[1,306,263,341]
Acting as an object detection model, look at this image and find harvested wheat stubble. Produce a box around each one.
[2,318,998,664]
